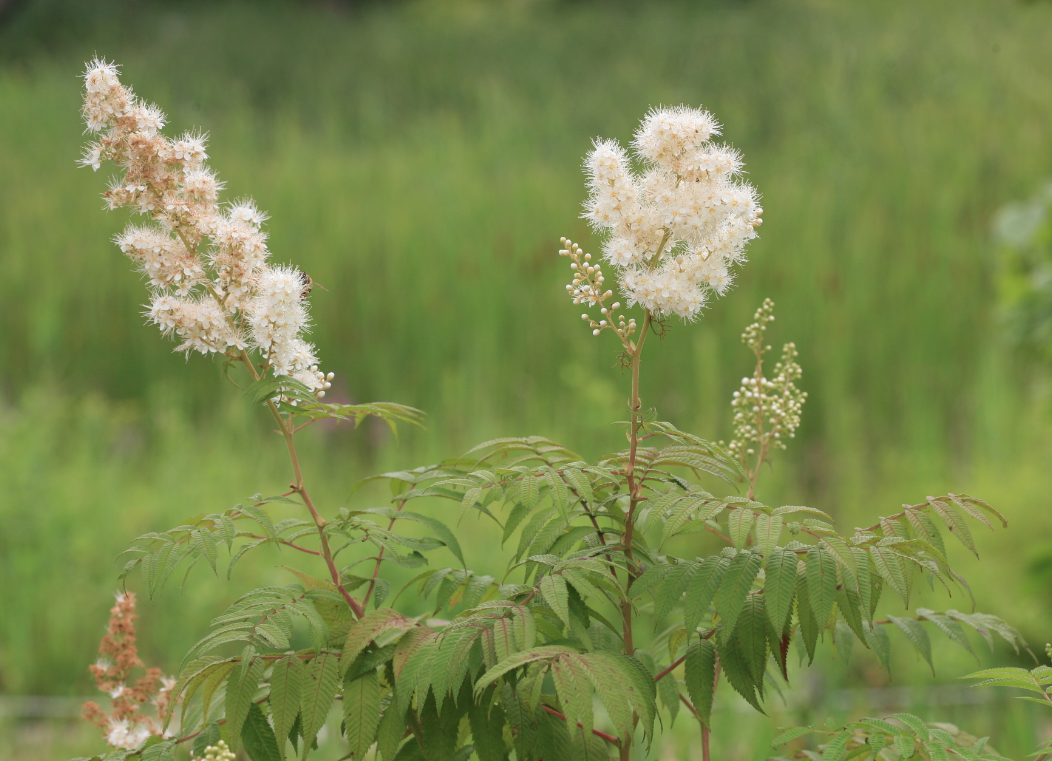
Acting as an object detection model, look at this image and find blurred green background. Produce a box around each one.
[3,0,1052,757]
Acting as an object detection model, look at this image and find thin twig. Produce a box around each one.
[542,705,621,746]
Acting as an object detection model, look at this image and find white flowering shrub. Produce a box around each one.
[74,65,1024,761]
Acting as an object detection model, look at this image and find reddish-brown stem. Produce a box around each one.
[291,418,322,435]
[363,498,408,608]
[239,351,364,619]
[678,693,702,721]
[703,655,722,761]
[242,535,321,556]
[654,655,685,683]
[542,705,621,746]
[655,628,718,682]
[704,525,734,545]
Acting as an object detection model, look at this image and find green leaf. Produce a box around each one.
[169,657,224,730]
[460,486,484,521]
[917,608,977,662]
[376,694,407,761]
[835,566,867,645]
[771,726,815,746]
[888,713,930,741]
[373,578,392,609]
[140,741,176,761]
[888,616,934,675]
[192,529,219,574]
[543,467,570,516]
[399,513,465,568]
[806,544,837,627]
[539,574,572,630]
[225,656,265,753]
[895,734,916,758]
[573,652,635,741]
[300,651,340,750]
[196,661,237,730]
[562,467,595,508]
[191,724,223,758]
[616,655,659,746]
[684,640,716,726]
[501,503,528,547]
[772,505,832,520]
[513,507,556,564]
[864,621,892,672]
[468,695,508,761]
[551,657,593,737]
[342,609,417,677]
[734,595,769,686]
[535,708,573,761]
[517,471,540,510]
[718,634,764,714]
[683,556,729,633]
[236,503,279,543]
[928,498,978,558]
[822,731,851,761]
[966,667,1040,682]
[796,566,819,664]
[661,494,719,544]
[716,550,762,641]
[344,670,381,759]
[269,655,305,756]
[754,514,784,557]
[653,561,697,622]
[242,703,282,761]
[729,509,756,550]
[654,656,681,726]
[474,647,574,695]
[764,548,797,633]
[870,546,910,606]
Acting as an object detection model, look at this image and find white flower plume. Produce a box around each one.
[571,105,763,322]
[78,59,331,395]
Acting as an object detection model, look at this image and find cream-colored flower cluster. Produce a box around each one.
[571,106,762,322]
[727,299,806,461]
[79,59,330,395]
[192,740,236,761]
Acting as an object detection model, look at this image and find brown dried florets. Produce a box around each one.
[81,592,176,749]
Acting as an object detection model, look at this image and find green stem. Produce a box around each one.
[618,310,655,761]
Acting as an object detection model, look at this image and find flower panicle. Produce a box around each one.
[559,237,637,340]
[726,299,807,462]
[561,104,762,330]
[78,58,331,397]
[81,592,177,750]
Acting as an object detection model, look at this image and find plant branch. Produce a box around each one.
[238,350,364,619]
[241,535,322,556]
[541,705,621,746]
[363,497,408,608]
[654,655,685,682]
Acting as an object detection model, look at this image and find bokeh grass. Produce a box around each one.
[3,0,1052,756]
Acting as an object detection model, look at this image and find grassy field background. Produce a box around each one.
[3,0,1052,756]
